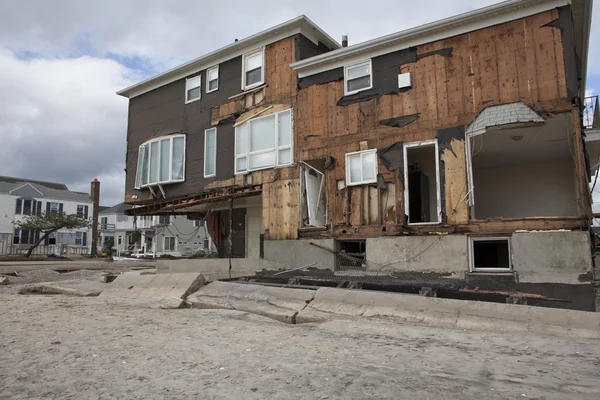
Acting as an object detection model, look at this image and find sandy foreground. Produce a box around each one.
[1,272,600,399]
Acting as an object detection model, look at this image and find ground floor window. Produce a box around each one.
[469,237,511,272]
[164,236,176,251]
[14,229,37,245]
[75,232,87,246]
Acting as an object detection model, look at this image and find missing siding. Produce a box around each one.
[379,113,420,129]
[416,47,453,60]
[437,125,466,224]
[377,141,404,171]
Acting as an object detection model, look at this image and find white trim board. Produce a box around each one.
[117,16,339,99]
[292,0,572,78]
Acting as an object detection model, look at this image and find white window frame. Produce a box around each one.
[345,149,378,186]
[185,76,201,104]
[234,109,293,174]
[468,236,512,273]
[164,236,176,252]
[204,127,217,178]
[206,65,219,93]
[344,59,373,96]
[134,135,186,189]
[403,139,441,226]
[242,48,265,90]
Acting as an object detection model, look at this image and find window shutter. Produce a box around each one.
[46,202,50,214]
[36,201,42,215]
[58,203,63,213]
[15,199,22,214]
[84,206,89,219]
[82,232,87,247]
[44,234,49,246]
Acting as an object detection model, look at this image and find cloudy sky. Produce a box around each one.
[1,0,599,206]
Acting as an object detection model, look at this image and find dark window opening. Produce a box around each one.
[406,144,438,224]
[472,239,511,271]
[335,239,366,271]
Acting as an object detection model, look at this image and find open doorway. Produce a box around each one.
[403,140,440,224]
[300,160,327,227]
[467,113,578,219]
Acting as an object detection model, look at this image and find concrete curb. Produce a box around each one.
[19,279,106,297]
[299,288,600,339]
[99,272,204,308]
[187,281,315,324]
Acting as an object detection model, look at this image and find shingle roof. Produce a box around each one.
[0,175,92,203]
[99,202,133,215]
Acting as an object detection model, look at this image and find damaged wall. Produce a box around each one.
[125,35,308,204]
[295,9,574,233]
[473,160,578,219]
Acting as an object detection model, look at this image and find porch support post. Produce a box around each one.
[571,105,593,221]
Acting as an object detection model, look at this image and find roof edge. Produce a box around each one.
[117,15,340,99]
[291,0,572,76]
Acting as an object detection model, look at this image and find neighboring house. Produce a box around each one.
[118,1,597,310]
[0,175,94,255]
[98,202,214,256]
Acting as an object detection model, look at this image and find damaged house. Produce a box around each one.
[119,0,598,310]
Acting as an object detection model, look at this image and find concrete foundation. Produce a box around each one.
[156,258,286,280]
[263,239,335,269]
[366,236,467,275]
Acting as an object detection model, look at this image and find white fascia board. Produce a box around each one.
[117,16,340,99]
[293,0,571,78]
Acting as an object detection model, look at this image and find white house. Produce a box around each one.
[0,175,94,255]
[98,202,214,256]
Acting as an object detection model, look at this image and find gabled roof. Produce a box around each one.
[117,15,340,99]
[99,202,133,215]
[0,175,92,203]
[291,0,592,95]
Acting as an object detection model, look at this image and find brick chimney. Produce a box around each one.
[90,179,100,257]
[342,34,348,48]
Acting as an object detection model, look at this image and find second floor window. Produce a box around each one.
[206,66,219,93]
[100,217,108,229]
[185,76,201,103]
[77,205,89,218]
[135,135,186,188]
[242,48,264,90]
[47,202,63,214]
[235,109,292,174]
[204,128,217,177]
[15,199,41,215]
[158,215,170,225]
[344,60,372,95]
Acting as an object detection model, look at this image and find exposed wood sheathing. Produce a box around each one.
[295,9,575,234]
[263,179,300,240]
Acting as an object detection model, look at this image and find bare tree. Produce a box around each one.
[13,212,91,257]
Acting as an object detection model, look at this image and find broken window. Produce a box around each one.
[135,135,186,188]
[404,140,440,224]
[185,76,201,103]
[206,65,219,93]
[470,237,511,272]
[235,109,292,174]
[301,160,327,227]
[335,239,366,271]
[344,60,372,95]
[242,49,264,90]
[467,113,578,219]
[345,149,377,186]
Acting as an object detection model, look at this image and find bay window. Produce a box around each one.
[235,109,292,174]
[135,135,186,188]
